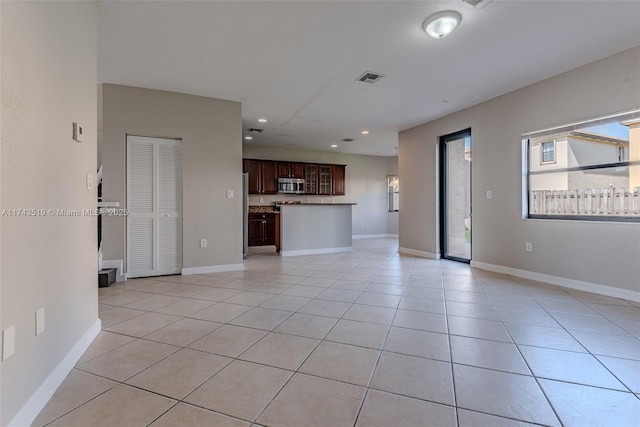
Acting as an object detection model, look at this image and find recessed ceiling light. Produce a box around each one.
[423,11,462,39]
[258,118,267,123]
[331,144,338,148]
[361,130,370,135]
[244,136,253,140]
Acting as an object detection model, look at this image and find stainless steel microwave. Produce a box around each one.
[278,177,305,194]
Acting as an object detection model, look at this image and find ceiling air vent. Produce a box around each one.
[248,128,264,133]
[356,72,385,84]
[341,138,354,142]
[462,0,492,8]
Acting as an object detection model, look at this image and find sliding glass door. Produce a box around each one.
[440,129,472,262]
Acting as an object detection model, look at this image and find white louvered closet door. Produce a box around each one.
[127,136,182,278]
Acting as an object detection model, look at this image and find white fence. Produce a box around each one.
[530,187,640,217]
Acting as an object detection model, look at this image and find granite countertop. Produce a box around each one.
[249,205,278,213]
[278,203,357,206]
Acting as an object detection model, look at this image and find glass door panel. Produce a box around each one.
[441,130,472,262]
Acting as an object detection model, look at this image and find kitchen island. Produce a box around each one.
[278,203,356,256]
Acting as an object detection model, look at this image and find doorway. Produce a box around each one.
[126,135,183,278]
[440,129,472,263]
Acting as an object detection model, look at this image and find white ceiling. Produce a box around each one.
[98,1,640,157]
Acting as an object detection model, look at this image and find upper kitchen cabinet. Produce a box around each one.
[318,164,332,195]
[278,162,305,178]
[262,161,278,193]
[243,159,260,193]
[304,164,318,194]
[332,165,346,196]
[243,159,278,194]
[245,158,346,196]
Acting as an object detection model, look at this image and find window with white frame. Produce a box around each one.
[524,109,640,221]
[540,140,556,164]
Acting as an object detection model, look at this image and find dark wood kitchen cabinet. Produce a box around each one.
[332,165,345,195]
[318,164,333,195]
[243,159,278,194]
[261,161,278,194]
[248,212,277,246]
[244,158,347,196]
[304,164,318,194]
[277,162,305,178]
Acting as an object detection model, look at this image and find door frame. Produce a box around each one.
[439,128,472,263]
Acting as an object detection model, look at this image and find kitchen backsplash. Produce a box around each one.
[248,194,349,206]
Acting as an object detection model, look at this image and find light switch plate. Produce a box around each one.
[486,190,493,199]
[2,325,16,361]
[73,122,84,143]
[36,307,45,336]
[86,174,94,190]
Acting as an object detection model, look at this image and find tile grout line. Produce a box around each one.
[58,242,640,426]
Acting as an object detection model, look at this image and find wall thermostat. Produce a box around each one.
[73,122,84,143]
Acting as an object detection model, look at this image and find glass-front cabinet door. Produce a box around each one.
[318,165,332,195]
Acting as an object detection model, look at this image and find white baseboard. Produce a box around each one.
[352,234,399,239]
[470,261,640,303]
[101,260,126,282]
[9,319,102,427]
[182,263,245,275]
[280,247,353,257]
[398,247,440,260]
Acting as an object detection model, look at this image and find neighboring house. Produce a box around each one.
[529,129,629,191]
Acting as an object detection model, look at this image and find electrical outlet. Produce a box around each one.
[86,173,94,190]
[200,239,207,248]
[259,197,264,203]
[36,307,45,336]
[2,325,16,361]
[486,190,492,199]
[226,190,234,199]
[525,242,533,252]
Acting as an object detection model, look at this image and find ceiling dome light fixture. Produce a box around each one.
[361,130,370,135]
[244,136,253,140]
[258,118,267,123]
[422,11,462,39]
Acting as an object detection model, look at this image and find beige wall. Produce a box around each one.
[242,145,394,236]
[1,2,98,424]
[101,84,243,272]
[400,47,640,294]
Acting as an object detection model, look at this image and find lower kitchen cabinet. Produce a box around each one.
[248,212,277,246]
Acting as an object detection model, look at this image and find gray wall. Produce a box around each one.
[243,145,395,236]
[399,47,640,293]
[101,84,243,272]
[1,2,98,424]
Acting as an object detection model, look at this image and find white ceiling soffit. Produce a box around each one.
[98,1,640,157]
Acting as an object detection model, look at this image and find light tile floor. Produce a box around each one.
[34,238,639,426]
